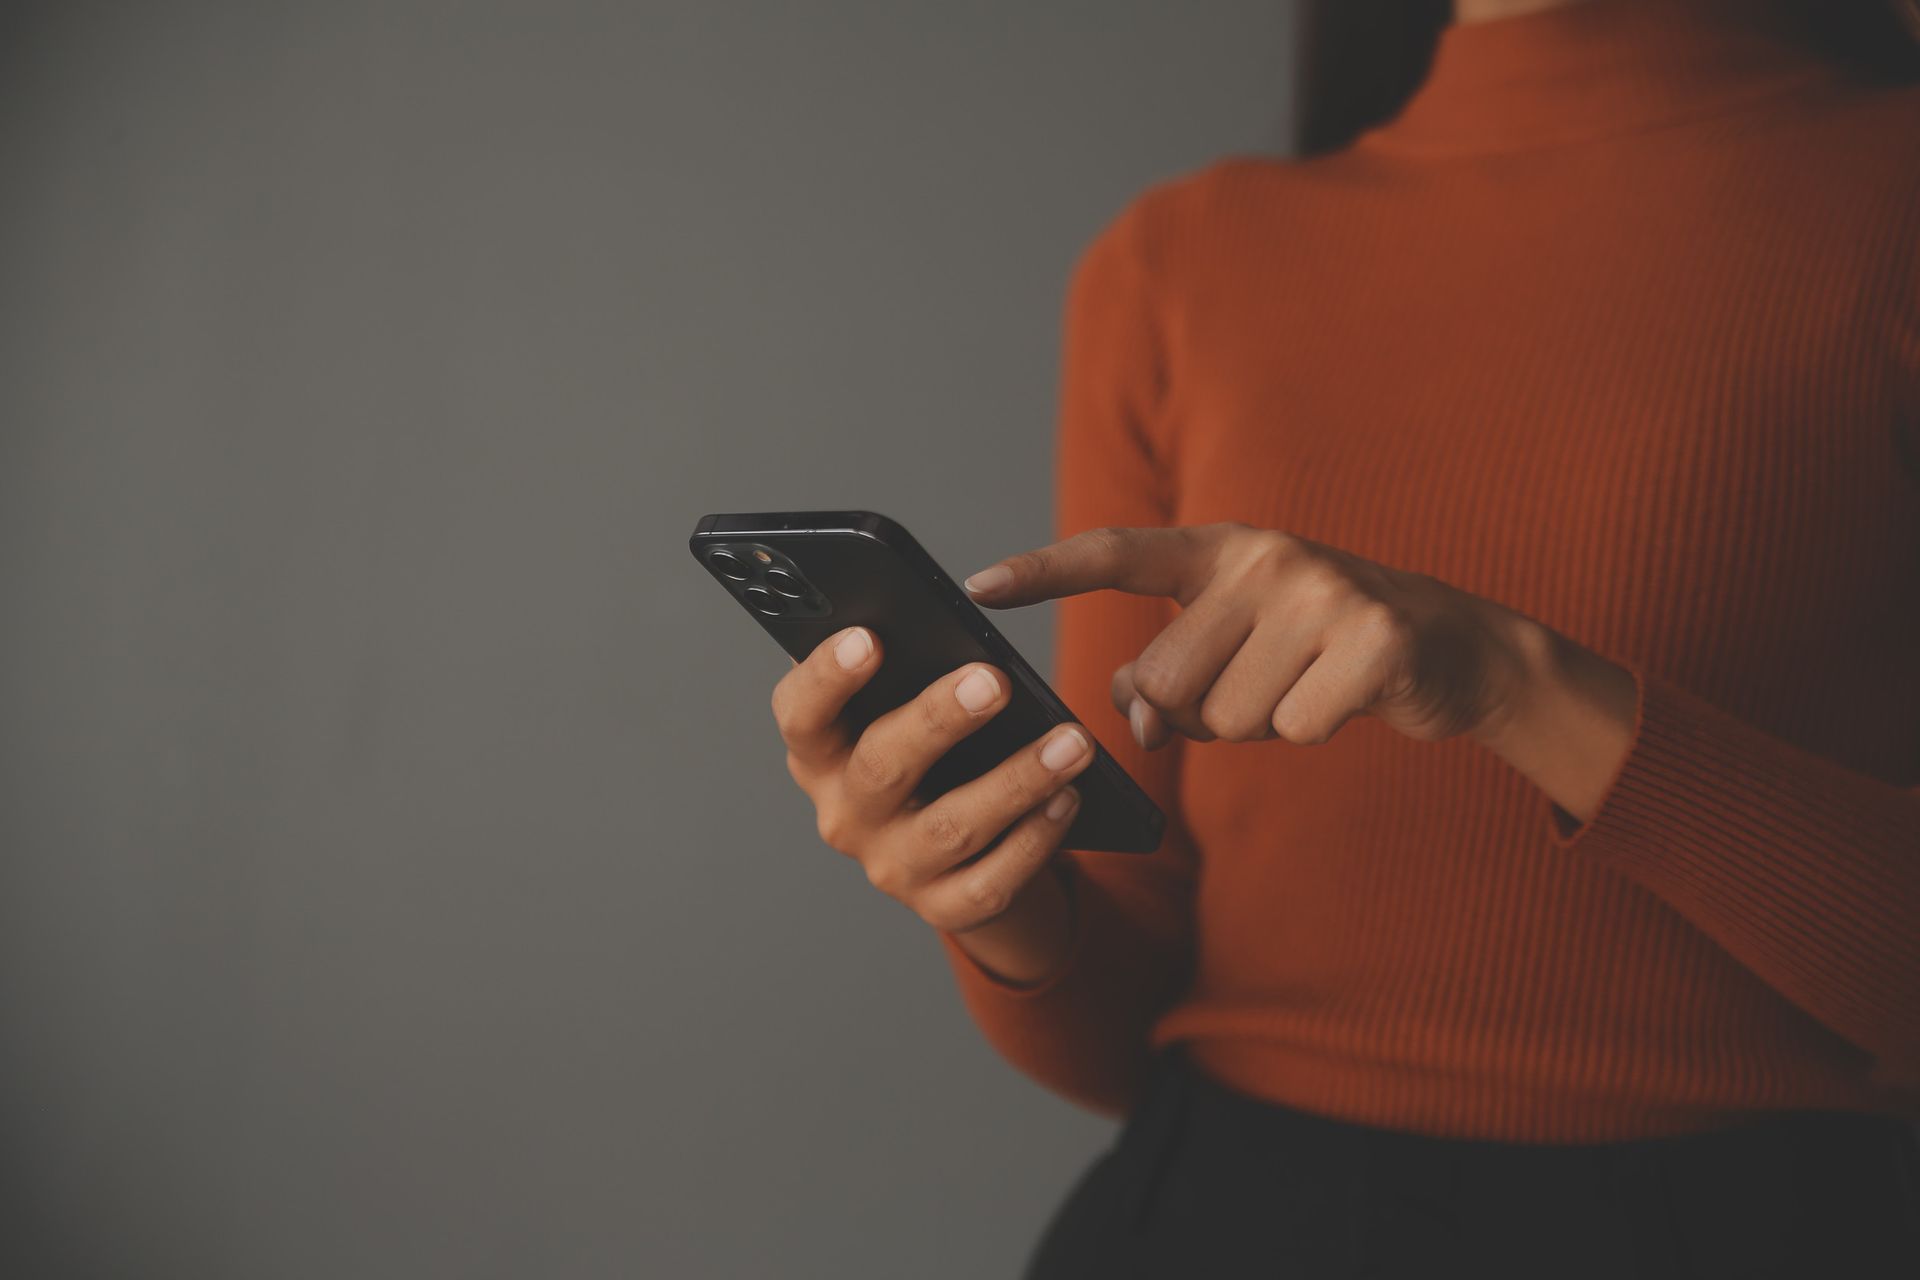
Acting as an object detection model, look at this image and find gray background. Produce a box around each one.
[0,3,1298,1277]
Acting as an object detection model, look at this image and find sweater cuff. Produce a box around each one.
[938,860,1089,1003]
[1543,664,1912,915]
[936,860,1188,1114]
[1545,659,1651,847]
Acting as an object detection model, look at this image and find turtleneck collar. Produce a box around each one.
[1357,0,1845,157]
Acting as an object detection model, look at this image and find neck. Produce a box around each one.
[1361,0,1838,157]
[1454,0,1593,22]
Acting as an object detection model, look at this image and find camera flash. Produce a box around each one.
[753,549,772,563]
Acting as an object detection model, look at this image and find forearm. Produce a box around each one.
[953,610,1638,985]
[1468,607,1920,1072]
[1471,608,1639,825]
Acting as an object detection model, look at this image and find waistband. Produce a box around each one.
[1105,1047,1920,1272]
[1140,1045,1920,1154]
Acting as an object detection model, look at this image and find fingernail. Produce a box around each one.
[1045,787,1079,822]
[1040,725,1089,771]
[964,565,1013,595]
[834,628,872,670]
[954,667,1000,712]
[1129,698,1151,748]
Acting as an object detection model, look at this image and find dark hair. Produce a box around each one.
[1290,0,1449,155]
[1786,0,1920,76]
[1290,0,1920,155]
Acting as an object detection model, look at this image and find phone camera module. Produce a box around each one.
[745,586,787,616]
[764,568,806,598]
[709,548,750,580]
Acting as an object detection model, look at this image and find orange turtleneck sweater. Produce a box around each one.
[939,0,1920,1142]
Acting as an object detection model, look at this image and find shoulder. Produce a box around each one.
[1091,153,1340,245]
[1806,74,1920,139]
[1756,76,1920,206]
[1769,77,1920,290]
[1072,153,1344,295]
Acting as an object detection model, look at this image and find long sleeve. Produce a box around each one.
[1552,665,1920,1086]
[1545,221,1920,1088]
[922,24,1917,1140]
[938,196,1200,1117]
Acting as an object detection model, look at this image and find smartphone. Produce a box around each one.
[690,510,1165,854]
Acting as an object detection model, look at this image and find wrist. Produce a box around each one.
[1471,607,1561,752]
[946,858,1077,988]
[1471,611,1637,824]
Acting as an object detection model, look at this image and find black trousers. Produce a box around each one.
[1026,1050,1920,1279]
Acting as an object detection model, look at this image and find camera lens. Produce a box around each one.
[765,568,805,598]
[709,549,750,580]
[745,586,787,616]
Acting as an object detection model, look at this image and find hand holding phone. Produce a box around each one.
[692,510,1164,945]
[769,623,1096,935]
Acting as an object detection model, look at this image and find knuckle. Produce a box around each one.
[815,805,853,852]
[1002,755,1048,811]
[1243,525,1295,560]
[1246,525,1293,554]
[1272,701,1324,745]
[993,772,1031,819]
[959,877,1012,923]
[1293,560,1351,609]
[864,856,907,899]
[917,898,971,934]
[920,807,975,859]
[917,685,957,735]
[784,750,807,784]
[1130,656,1182,709]
[846,743,907,795]
[1199,520,1254,551]
[1080,526,1129,570]
[1200,699,1255,742]
[1350,601,1409,652]
[1217,527,1297,584]
[1015,545,1053,582]
[998,822,1061,880]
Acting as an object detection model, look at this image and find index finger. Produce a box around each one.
[962,525,1209,608]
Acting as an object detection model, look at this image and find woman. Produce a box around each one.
[769,0,1920,1273]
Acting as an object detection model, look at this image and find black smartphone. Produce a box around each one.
[690,510,1165,854]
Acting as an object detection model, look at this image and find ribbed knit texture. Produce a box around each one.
[941,0,1920,1141]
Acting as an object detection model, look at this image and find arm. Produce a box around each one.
[1479,618,1920,1085]
[938,198,1200,1117]
[1471,229,1920,1084]
[973,514,1920,1087]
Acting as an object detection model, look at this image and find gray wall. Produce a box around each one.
[0,4,1295,1276]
